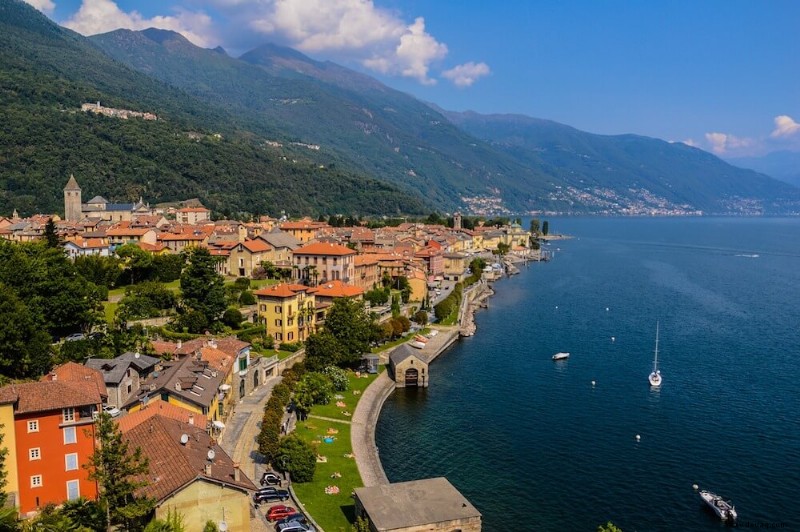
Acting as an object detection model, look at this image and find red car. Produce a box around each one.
[267,505,297,521]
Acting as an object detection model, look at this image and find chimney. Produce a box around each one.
[188,414,194,426]
[233,463,241,482]
[204,463,212,476]
[175,382,182,391]
[49,372,57,381]
[209,339,217,349]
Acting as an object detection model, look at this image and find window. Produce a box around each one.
[65,453,78,471]
[29,448,41,461]
[66,480,80,501]
[275,319,282,327]
[63,408,75,422]
[287,318,294,326]
[288,332,294,341]
[30,475,42,488]
[127,384,132,394]
[27,420,39,433]
[239,357,247,372]
[63,426,77,445]
[275,305,281,313]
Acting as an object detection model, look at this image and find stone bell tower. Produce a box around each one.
[64,174,82,222]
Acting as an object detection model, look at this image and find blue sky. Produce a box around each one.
[27,0,800,158]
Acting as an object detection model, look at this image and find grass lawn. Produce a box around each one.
[291,370,379,532]
[370,327,429,353]
[103,301,118,323]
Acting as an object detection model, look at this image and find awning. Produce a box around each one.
[219,384,231,392]
[212,420,225,430]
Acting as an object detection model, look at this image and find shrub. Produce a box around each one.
[239,290,256,305]
[413,310,428,325]
[279,341,303,352]
[322,365,349,391]
[221,308,243,328]
[234,277,251,290]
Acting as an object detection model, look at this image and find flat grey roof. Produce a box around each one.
[355,477,480,531]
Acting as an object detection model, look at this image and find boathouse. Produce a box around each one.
[389,344,429,388]
[354,477,481,531]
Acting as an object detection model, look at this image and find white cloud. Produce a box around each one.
[704,132,755,155]
[770,115,800,138]
[62,0,216,48]
[442,61,490,87]
[23,0,55,14]
[212,0,455,84]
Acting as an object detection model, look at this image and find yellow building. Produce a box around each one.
[254,283,317,343]
[0,401,19,501]
[124,415,256,532]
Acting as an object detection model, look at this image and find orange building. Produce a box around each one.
[0,381,101,515]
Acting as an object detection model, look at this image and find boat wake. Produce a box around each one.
[734,253,760,258]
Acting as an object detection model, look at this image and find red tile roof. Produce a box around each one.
[42,362,108,399]
[0,381,101,414]
[293,242,356,257]
[117,399,204,433]
[242,239,271,253]
[125,415,255,504]
[313,280,364,298]
[254,283,312,299]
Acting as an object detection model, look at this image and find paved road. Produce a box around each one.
[220,376,282,532]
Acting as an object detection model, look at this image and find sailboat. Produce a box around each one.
[648,322,662,387]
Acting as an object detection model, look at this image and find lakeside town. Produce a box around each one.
[0,176,549,531]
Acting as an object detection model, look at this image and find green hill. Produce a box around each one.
[90,30,552,213]
[0,0,429,217]
[441,110,800,214]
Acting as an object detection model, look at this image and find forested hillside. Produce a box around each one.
[0,0,430,217]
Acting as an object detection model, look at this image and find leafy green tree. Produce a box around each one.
[180,248,225,324]
[322,298,376,367]
[74,255,121,289]
[364,286,389,306]
[233,277,250,290]
[116,244,154,285]
[597,522,622,532]
[203,522,219,532]
[23,504,78,531]
[117,282,176,321]
[257,409,282,464]
[172,310,209,335]
[542,220,550,236]
[352,516,371,532]
[0,506,18,531]
[260,261,278,279]
[304,331,344,371]
[530,218,540,234]
[86,413,153,531]
[275,435,316,483]
[495,242,511,256]
[390,294,401,317]
[322,366,349,391]
[396,276,411,303]
[413,310,428,326]
[44,218,60,248]
[238,290,255,305]
[0,283,52,378]
[152,254,185,283]
[469,257,487,276]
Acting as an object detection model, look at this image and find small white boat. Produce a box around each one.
[648,322,662,387]
[552,352,570,361]
[409,340,426,349]
[699,489,738,523]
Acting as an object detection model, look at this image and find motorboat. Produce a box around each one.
[552,352,570,361]
[409,340,426,349]
[648,322,663,387]
[699,489,737,523]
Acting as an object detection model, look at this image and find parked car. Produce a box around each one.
[102,405,121,418]
[274,513,308,528]
[276,522,312,532]
[64,333,86,342]
[266,505,296,522]
[255,486,278,495]
[261,472,282,486]
[253,489,290,505]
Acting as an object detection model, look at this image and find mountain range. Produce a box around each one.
[2,0,799,217]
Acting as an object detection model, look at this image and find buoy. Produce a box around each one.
[611,336,615,342]
[606,307,609,311]
[591,380,596,386]
[692,484,699,491]
[555,306,558,309]
[635,434,641,441]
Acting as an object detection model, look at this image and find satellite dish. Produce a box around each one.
[180,434,189,445]
[207,449,216,461]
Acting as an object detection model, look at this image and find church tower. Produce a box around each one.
[64,174,82,222]
[453,212,463,230]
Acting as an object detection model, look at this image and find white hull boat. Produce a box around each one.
[552,352,570,361]
[699,489,738,523]
[409,340,426,349]
[648,322,662,387]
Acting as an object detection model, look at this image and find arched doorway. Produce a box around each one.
[404,367,419,387]
[239,379,245,399]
